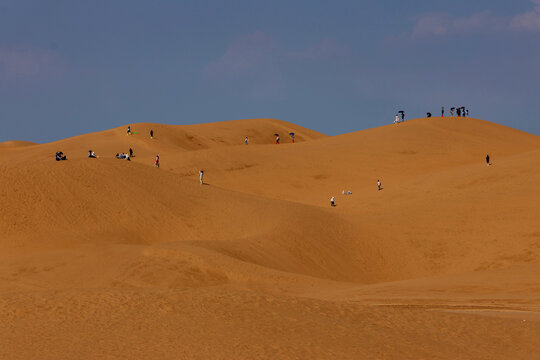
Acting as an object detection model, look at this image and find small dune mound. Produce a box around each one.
[0,140,37,148]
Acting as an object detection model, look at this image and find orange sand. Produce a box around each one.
[1,117,540,359]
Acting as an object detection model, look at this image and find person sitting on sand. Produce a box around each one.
[55,151,67,161]
[276,135,280,144]
[88,150,97,158]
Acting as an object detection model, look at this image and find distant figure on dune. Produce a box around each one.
[427,112,432,118]
[441,106,444,117]
[127,126,131,135]
[394,115,399,124]
[88,150,97,158]
[150,129,154,139]
[289,132,295,143]
[155,154,160,168]
[377,179,381,191]
[486,154,491,166]
[462,107,466,117]
[276,135,280,144]
[398,110,405,121]
[199,170,204,184]
[244,137,248,145]
[466,109,469,116]
[450,107,455,116]
[129,148,133,158]
[330,196,335,207]
[55,151,67,161]
[457,107,461,117]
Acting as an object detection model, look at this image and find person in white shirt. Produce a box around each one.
[330,196,335,207]
[199,170,204,184]
[377,179,381,191]
[394,115,399,124]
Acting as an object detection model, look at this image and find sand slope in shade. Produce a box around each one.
[1,117,540,359]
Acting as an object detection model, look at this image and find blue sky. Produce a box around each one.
[1,0,540,142]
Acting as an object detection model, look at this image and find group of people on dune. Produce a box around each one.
[55,124,493,207]
[396,107,470,123]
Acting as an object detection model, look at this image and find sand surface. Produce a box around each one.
[1,117,540,359]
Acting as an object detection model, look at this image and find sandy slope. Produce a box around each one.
[1,117,540,359]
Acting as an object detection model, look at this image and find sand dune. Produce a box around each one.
[1,117,540,359]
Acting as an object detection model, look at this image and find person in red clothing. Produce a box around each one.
[155,154,160,168]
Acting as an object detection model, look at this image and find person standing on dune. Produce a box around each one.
[486,154,490,166]
[150,129,154,139]
[155,154,160,168]
[245,137,248,145]
[441,106,444,117]
[127,126,131,135]
[199,170,204,184]
[377,179,381,191]
[330,196,335,207]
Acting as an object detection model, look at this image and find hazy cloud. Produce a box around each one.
[0,46,65,82]
[411,11,507,39]
[510,0,540,30]
[409,1,540,39]
[203,31,349,97]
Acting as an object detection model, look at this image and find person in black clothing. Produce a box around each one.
[427,112,432,117]
[150,129,154,139]
[457,107,461,117]
[129,148,133,158]
[486,154,490,166]
[55,151,67,161]
[441,106,444,117]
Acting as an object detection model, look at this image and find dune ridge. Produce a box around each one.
[2,116,540,359]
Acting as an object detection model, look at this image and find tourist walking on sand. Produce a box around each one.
[150,129,154,139]
[244,137,248,145]
[330,196,335,207]
[127,126,131,135]
[155,154,160,168]
[486,154,490,166]
[441,106,444,117]
[377,179,381,191]
[199,170,204,184]
[129,148,133,158]
[276,135,280,144]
